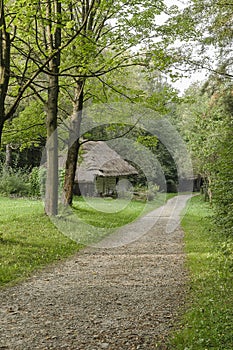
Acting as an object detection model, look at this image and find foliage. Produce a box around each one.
[187,0,233,64]
[156,140,178,185]
[84,66,178,113]
[0,165,46,198]
[163,0,233,77]
[169,196,233,349]
[210,91,233,235]
[2,99,46,149]
[136,134,158,151]
[0,166,30,197]
[166,179,177,193]
[28,167,42,197]
[0,145,42,170]
[174,84,210,175]
[175,79,233,235]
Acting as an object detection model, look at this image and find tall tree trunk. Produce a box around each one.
[0,120,4,147]
[44,0,61,216]
[45,79,59,215]
[63,79,85,206]
[0,0,10,147]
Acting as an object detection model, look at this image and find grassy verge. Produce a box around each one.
[0,193,175,288]
[169,195,233,350]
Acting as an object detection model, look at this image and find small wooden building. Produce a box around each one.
[74,141,138,197]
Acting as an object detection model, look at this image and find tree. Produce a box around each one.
[163,0,233,81]
[0,0,11,145]
[202,79,233,235]
[0,0,93,214]
[60,0,179,206]
[176,76,233,235]
[43,0,61,216]
[0,0,58,147]
[162,1,233,235]
[0,0,185,214]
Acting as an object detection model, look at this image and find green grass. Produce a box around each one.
[54,192,176,245]
[169,195,233,350]
[0,197,81,287]
[0,193,175,287]
[72,193,173,228]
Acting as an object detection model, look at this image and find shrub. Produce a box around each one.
[0,165,66,199]
[147,183,159,201]
[0,167,30,196]
[147,192,155,201]
[208,110,233,236]
[166,179,177,193]
[29,167,42,197]
[133,183,159,202]
[28,167,65,198]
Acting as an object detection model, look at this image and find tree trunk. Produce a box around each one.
[0,120,3,148]
[0,0,10,147]
[45,95,59,215]
[63,79,85,206]
[44,0,61,216]
[63,139,80,206]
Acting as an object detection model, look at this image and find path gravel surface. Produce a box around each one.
[0,195,192,350]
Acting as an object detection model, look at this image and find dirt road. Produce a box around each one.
[0,195,191,349]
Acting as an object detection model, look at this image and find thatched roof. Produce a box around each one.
[76,141,138,183]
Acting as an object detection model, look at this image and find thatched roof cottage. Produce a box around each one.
[74,141,138,197]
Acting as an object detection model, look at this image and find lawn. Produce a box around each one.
[72,193,171,227]
[0,196,81,287]
[0,193,173,287]
[169,195,233,350]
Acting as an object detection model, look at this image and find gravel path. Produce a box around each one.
[0,195,191,350]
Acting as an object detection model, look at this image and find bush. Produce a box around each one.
[166,179,177,193]
[147,183,159,201]
[29,167,42,197]
[28,167,65,198]
[0,167,30,196]
[0,165,66,199]
[208,109,233,236]
[132,183,159,202]
[212,143,233,236]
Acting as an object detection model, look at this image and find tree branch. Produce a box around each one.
[4,0,97,122]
